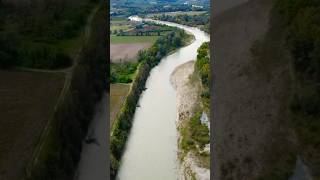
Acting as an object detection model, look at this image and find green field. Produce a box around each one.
[110,83,131,128]
[110,35,159,44]
[111,24,133,32]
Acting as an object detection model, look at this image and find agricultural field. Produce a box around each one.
[110,17,176,62]
[110,35,158,44]
[110,33,158,62]
[110,35,156,62]
[0,70,64,180]
[110,18,135,33]
[111,43,151,62]
[110,83,131,128]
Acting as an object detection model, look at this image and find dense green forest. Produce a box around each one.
[26,3,107,180]
[276,0,320,176]
[110,29,192,180]
[153,13,210,33]
[0,0,98,69]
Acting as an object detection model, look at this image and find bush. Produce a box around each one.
[110,62,138,83]
[189,112,210,148]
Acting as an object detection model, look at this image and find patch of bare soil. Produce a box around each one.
[212,0,295,179]
[110,43,151,63]
[0,70,64,180]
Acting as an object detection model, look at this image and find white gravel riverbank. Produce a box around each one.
[170,61,210,180]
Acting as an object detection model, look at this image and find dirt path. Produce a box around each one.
[212,0,294,179]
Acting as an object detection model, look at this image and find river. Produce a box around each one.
[116,17,209,180]
[75,93,108,180]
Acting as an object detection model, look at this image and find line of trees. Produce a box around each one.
[153,13,210,33]
[26,3,107,180]
[110,28,192,179]
[195,42,210,110]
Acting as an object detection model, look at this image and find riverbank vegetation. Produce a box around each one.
[26,3,107,180]
[276,0,320,177]
[110,28,193,179]
[0,0,98,69]
[195,42,210,111]
[179,42,210,170]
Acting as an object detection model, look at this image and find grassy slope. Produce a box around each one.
[110,84,131,128]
